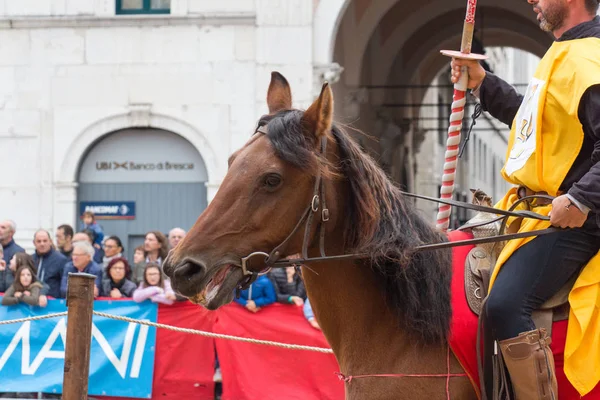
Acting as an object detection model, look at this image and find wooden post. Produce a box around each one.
[62,273,96,400]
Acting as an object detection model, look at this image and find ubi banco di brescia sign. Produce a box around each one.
[96,161,194,171]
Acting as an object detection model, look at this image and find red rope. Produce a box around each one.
[336,347,467,400]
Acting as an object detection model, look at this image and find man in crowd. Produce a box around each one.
[73,230,104,264]
[168,227,186,250]
[32,230,67,300]
[56,224,74,260]
[60,241,102,298]
[0,220,24,263]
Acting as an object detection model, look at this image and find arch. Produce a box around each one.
[59,112,221,185]
[375,6,550,86]
[336,0,548,86]
[313,0,351,66]
[401,13,547,88]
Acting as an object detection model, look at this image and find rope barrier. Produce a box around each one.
[92,311,333,353]
[0,309,334,354]
[0,311,68,325]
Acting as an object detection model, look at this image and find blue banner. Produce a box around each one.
[79,201,136,220]
[0,299,157,398]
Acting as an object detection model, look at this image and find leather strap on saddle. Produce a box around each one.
[507,186,553,234]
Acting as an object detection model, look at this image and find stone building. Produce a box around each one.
[0,0,566,251]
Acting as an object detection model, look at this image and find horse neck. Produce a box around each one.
[302,256,410,367]
[299,176,465,398]
[303,252,471,400]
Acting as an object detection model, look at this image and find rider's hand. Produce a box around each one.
[451,58,486,90]
[549,195,587,228]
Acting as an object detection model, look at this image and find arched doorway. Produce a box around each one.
[313,0,553,224]
[77,128,208,260]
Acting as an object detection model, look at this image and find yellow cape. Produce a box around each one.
[490,188,600,396]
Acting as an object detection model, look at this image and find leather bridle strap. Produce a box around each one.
[237,126,560,279]
[265,135,329,265]
[267,191,561,268]
[237,127,329,290]
[399,191,554,222]
[268,226,561,268]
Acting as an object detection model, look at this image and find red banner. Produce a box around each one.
[98,301,343,400]
[214,303,344,400]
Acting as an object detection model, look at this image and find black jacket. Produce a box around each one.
[2,239,25,264]
[478,16,600,219]
[268,268,307,303]
[33,248,68,298]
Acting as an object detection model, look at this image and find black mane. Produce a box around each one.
[257,110,453,345]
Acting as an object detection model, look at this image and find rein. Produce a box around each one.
[236,124,560,288]
[233,122,561,397]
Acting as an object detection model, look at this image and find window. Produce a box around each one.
[116,0,170,14]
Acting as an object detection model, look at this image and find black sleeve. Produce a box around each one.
[478,73,525,127]
[267,273,287,303]
[567,85,600,212]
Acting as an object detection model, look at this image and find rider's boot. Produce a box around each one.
[498,328,558,400]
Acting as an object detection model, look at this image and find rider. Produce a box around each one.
[452,0,600,398]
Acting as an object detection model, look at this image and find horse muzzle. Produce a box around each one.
[164,258,208,297]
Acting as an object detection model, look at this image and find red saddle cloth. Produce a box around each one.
[447,230,600,400]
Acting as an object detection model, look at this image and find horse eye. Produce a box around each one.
[263,174,282,189]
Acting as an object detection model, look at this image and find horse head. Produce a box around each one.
[163,72,340,309]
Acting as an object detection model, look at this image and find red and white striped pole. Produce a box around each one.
[437,0,487,232]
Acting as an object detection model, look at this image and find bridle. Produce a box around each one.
[235,124,561,292]
[237,125,331,291]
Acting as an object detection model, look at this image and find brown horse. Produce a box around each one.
[163,72,478,400]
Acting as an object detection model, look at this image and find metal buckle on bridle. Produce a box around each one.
[236,251,272,297]
[311,195,320,212]
[234,126,331,298]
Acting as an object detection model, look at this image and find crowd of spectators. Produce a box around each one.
[0,217,179,306]
[0,215,320,398]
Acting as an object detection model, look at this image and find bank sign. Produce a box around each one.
[80,201,136,220]
[0,299,157,398]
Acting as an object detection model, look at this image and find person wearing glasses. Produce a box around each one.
[60,241,102,298]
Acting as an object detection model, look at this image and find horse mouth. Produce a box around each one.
[188,264,241,310]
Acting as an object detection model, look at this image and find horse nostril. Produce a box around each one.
[174,261,206,282]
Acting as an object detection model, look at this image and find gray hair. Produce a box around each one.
[73,240,95,258]
[4,220,16,234]
[33,229,52,241]
[168,227,186,237]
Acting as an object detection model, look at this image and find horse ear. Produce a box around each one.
[302,82,333,140]
[267,72,292,114]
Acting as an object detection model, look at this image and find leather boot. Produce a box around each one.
[499,328,558,400]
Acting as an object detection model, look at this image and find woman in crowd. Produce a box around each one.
[102,257,136,298]
[102,236,124,276]
[133,263,176,305]
[2,254,45,307]
[144,231,169,266]
[268,260,306,306]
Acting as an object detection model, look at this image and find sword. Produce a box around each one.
[437,0,488,232]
